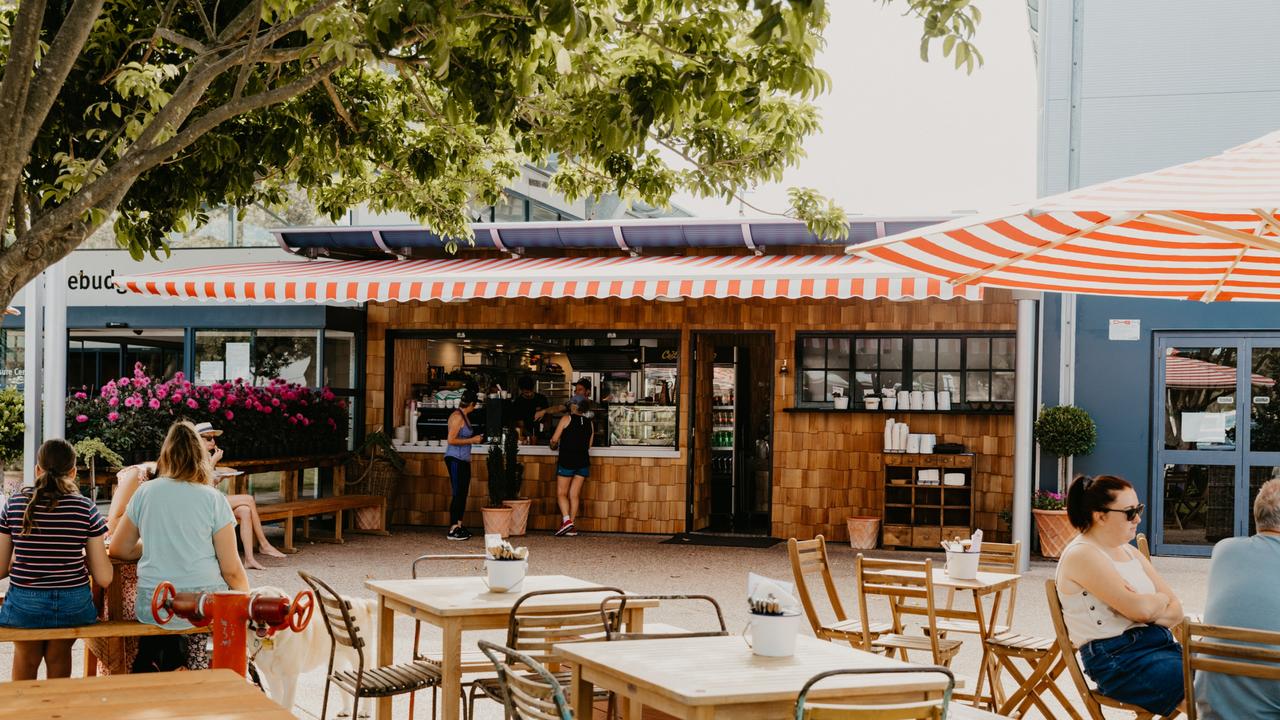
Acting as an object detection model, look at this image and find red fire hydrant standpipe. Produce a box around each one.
[151,583,313,676]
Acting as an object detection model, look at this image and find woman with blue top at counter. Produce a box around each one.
[444,389,485,541]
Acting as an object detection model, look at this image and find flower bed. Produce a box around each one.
[66,363,349,464]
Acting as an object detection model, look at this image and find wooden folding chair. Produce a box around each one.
[1045,579,1181,720]
[793,666,955,720]
[1179,617,1280,720]
[854,555,963,666]
[790,536,890,647]
[1136,533,1151,560]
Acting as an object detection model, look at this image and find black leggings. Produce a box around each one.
[444,456,471,525]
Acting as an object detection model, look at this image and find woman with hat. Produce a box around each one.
[194,422,285,569]
[444,389,485,541]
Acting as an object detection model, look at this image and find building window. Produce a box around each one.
[493,193,526,222]
[529,203,559,222]
[0,328,23,389]
[796,333,1014,409]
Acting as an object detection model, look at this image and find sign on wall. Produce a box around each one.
[62,247,287,307]
[1108,319,1141,341]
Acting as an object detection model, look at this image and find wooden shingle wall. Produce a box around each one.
[366,292,1017,540]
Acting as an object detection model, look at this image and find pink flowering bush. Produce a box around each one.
[66,362,349,464]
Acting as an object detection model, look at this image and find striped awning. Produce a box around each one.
[1166,353,1275,389]
[114,254,981,303]
[850,129,1280,302]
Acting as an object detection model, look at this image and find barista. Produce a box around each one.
[509,375,550,441]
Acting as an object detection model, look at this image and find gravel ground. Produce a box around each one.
[0,526,1210,719]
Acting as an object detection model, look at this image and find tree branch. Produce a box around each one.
[322,75,359,132]
[155,27,210,55]
[0,0,49,234]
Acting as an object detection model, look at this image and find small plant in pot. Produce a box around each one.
[482,440,513,537]
[483,537,529,593]
[73,437,124,504]
[831,388,849,410]
[1032,404,1095,558]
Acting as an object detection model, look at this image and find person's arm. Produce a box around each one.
[533,396,548,422]
[588,419,595,450]
[108,515,143,561]
[1059,543,1170,623]
[447,413,482,445]
[107,465,149,535]
[0,533,11,580]
[85,536,113,588]
[549,415,570,450]
[212,522,249,591]
[1136,551,1185,627]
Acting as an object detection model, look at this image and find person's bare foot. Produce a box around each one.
[260,545,287,559]
[244,558,268,570]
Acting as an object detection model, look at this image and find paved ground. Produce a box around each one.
[0,527,1210,719]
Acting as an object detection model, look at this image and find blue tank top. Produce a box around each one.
[444,411,475,461]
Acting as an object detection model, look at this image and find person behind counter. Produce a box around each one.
[509,375,550,442]
[549,396,593,537]
[445,389,485,541]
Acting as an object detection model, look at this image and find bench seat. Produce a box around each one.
[256,494,386,551]
[0,619,207,642]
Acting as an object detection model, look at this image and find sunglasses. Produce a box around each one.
[1100,503,1145,521]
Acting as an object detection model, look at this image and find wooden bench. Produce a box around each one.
[256,494,387,552]
[0,619,208,642]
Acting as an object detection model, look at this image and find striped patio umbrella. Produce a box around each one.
[849,129,1280,301]
[1165,352,1275,388]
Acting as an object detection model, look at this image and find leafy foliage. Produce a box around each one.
[1031,489,1066,511]
[0,1,981,304]
[72,437,124,469]
[355,429,405,473]
[1034,405,1097,459]
[0,387,22,469]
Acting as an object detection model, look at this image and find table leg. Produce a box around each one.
[440,618,463,720]
[969,592,999,709]
[375,596,394,720]
[623,607,645,633]
[572,663,594,720]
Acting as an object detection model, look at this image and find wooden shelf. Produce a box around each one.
[881,455,975,550]
[785,407,1013,415]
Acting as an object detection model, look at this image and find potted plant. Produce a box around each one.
[832,388,849,410]
[348,430,404,529]
[73,437,124,504]
[0,387,22,496]
[1033,405,1095,558]
[482,441,513,537]
[500,430,531,536]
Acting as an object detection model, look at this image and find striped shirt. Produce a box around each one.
[0,489,106,589]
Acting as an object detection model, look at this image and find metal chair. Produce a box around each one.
[477,640,574,720]
[600,594,727,640]
[1045,578,1180,720]
[789,536,891,647]
[1179,617,1280,720]
[408,554,490,719]
[297,570,442,720]
[793,666,955,719]
[469,586,623,719]
[854,555,963,667]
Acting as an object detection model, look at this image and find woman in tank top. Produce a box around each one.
[549,396,593,537]
[1056,474,1185,716]
[444,389,484,541]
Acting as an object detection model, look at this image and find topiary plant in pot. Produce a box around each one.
[501,429,531,535]
[482,439,512,537]
[1032,405,1097,558]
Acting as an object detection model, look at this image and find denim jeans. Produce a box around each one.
[0,583,98,628]
[1080,624,1184,716]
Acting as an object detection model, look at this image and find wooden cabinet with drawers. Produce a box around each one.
[881,453,975,550]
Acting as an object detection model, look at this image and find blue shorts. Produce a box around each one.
[1080,624,1184,716]
[556,465,590,478]
[0,583,98,629]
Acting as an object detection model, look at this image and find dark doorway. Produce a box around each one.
[687,331,774,535]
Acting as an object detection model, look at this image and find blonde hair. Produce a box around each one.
[19,439,79,535]
[156,421,214,485]
[1256,478,1280,532]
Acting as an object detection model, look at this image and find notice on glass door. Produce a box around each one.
[225,342,252,382]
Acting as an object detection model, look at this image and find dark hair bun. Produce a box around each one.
[1066,474,1133,531]
[460,389,478,406]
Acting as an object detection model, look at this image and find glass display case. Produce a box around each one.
[608,405,677,447]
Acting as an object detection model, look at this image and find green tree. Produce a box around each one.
[0,0,981,307]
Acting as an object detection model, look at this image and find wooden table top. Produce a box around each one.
[928,569,1020,592]
[365,574,659,617]
[556,634,952,707]
[0,668,293,720]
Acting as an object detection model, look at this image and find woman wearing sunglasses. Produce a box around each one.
[1055,474,1185,717]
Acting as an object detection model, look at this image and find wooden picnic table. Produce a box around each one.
[365,574,657,720]
[556,634,954,720]
[0,668,291,720]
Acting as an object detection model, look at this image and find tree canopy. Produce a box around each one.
[0,0,982,308]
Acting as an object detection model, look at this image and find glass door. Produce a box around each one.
[1154,336,1280,555]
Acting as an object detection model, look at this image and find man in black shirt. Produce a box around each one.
[509,375,549,441]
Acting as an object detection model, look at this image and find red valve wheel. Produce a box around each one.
[289,590,314,632]
[151,582,177,625]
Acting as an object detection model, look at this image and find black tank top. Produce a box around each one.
[558,416,593,469]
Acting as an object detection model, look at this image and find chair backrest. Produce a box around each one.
[1135,533,1151,560]
[600,594,728,640]
[298,570,368,668]
[1044,579,1107,720]
[793,666,955,720]
[478,639,574,720]
[411,553,487,578]
[507,586,624,665]
[856,555,965,664]
[1179,617,1280,720]
[790,535,848,635]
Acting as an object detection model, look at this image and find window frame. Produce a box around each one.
[793,331,1016,411]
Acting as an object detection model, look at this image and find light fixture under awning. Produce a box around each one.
[114,254,982,303]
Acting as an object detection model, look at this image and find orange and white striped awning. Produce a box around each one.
[850,129,1280,302]
[113,254,981,303]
